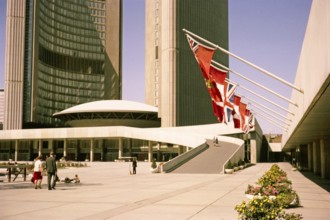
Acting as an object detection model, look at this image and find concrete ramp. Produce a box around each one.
[171,140,240,174]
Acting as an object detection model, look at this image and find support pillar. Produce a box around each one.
[307,143,312,171]
[178,146,183,155]
[49,140,54,153]
[15,140,18,161]
[148,141,153,162]
[63,139,67,158]
[90,139,94,162]
[38,140,42,157]
[128,139,132,156]
[157,143,161,161]
[320,139,326,178]
[250,139,257,164]
[313,141,318,174]
[118,138,123,159]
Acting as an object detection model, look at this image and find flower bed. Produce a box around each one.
[236,164,302,219]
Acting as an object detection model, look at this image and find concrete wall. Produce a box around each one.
[282,0,330,146]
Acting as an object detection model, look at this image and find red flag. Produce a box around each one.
[239,102,247,129]
[232,95,241,129]
[209,65,236,123]
[187,35,215,78]
[205,79,222,102]
[243,109,254,134]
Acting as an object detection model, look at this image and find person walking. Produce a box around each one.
[33,156,43,189]
[132,158,137,174]
[46,152,57,190]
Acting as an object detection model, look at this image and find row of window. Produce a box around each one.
[88,0,106,10]
[37,80,104,101]
[39,10,101,39]
[38,62,105,83]
[39,28,104,55]
[39,44,105,75]
[39,37,104,61]
[38,76,104,97]
[41,0,93,22]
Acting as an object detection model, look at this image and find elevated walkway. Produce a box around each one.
[171,140,240,174]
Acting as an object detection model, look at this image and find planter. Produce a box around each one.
[225,168,234,174]
[239,165,245,170]
[245,194,254,200]
[150,167,159,173]
[234,167,239,171]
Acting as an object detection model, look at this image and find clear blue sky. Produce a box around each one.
[0,0,312,134]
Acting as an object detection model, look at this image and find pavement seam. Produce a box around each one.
[77,175,227,220]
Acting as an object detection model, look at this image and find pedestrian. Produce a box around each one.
[46,152,57,190]
[33,156,43,189]
[132,158,137,174]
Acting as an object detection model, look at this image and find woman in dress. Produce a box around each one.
[33,156,43,189]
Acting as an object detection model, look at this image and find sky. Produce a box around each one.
[0,0,312,134]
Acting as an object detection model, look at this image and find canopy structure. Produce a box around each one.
[53,100,161,128]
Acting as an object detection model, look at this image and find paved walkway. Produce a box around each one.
[0,162,329,220]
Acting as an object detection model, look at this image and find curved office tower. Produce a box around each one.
[4,0,122,129]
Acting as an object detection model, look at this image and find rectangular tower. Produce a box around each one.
[4,0,122,129]
[145,0,228,127]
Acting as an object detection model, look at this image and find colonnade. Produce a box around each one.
[11,138,188,162]
[295,138,329,179]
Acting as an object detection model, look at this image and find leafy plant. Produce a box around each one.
[225,160,233,169]
[238,158,245,166]
[235,196,302,220]
[235,196,282,220]
[151,159,157,169]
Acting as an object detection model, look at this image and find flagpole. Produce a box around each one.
[211,61,298,107]
[251,110,289,132]
[250,104,291,126]
[228,79,295,115]
[183,29,304,94]
[239,94,292,122]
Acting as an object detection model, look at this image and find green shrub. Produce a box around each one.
[225,160,233,169]
[151,159,157,169]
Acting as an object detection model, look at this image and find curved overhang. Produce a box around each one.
[53,100,160,128]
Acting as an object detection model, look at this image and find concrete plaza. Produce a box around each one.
[0,162,329,220]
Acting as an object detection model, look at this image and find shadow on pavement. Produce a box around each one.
[300,170,330,193]
[0,182,102,190]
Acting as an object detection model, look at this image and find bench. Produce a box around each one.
[0,164,28,182]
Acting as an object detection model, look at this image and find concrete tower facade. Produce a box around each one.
[145,0,228,127]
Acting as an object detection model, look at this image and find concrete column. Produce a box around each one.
[118,138,123,159]
[148,141,153,162]
[157,143,161,161]
[250,139,257,164]
[313,141,318,174]
[15,140,19,161]
[307,143,313,171]
[38,140,42,156]
[63,139,67,158]
[128,139,132,156]
[90,139,94,162]
[320,139,326,178]
[178,146,183,155]
[296,146,301,169]
[49,140,54,153]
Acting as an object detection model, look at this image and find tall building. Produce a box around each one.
[4,0,122,129]
[145,0,228,127]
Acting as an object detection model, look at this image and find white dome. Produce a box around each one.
[53,100,158,116]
